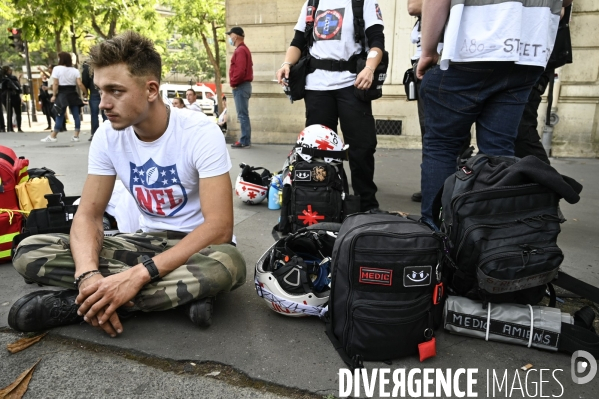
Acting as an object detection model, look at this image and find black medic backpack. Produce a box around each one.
[324,213,449,367]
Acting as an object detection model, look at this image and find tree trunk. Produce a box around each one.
[54,23,63,53]
[70,21,78,67]
[205,21,223,114]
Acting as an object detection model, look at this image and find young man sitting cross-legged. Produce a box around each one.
[9,31,246,336]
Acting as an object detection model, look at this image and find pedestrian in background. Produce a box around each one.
[82,60,107,141]
[217,96,227,133]
[186,89,203,113]
[227,27,253,149]
[172,97,186,109]
[39,75,54,130]
[1,66,23,132]
[39,65,66,132]
[41,52,87,143]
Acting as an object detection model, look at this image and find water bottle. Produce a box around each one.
[268,174,283,210]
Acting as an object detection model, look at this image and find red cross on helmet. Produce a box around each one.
[295,124,348,164]
[234,163,271,204]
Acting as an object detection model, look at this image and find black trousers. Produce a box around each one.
[1,96,22,130]
[305,86,379,211]
[514,69,553,164]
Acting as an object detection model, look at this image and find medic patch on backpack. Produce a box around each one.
[311,166,327,182]
[404,266,432,287]
[314,9,345,41]
[359,267,392,286]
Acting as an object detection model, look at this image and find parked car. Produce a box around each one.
[159,84,215,116]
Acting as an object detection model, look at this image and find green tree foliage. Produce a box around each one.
[167,0,226,111]
[163,37,225,83]
[0,15,25,69]
[11,0,83,53]
[3,0,224,108]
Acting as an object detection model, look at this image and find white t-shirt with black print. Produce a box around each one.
[295,0,384,91]
[88,108,232,233]
[441,0,561,70]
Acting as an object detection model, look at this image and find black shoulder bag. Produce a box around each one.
[286,0,319,102]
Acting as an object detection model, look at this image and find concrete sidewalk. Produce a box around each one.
[5,111,93,135]
[0,131,597,397]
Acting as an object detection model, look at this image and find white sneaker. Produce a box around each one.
[40,135,57,143]
[71,136,80,142]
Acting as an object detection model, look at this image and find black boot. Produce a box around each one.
[8,290,83,332]
[411,191,422,202]
[185,297,215,328]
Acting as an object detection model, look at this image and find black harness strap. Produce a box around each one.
[352,0,366,49]
[307,58,358,73]
[0,152,15,166]
[304,0,320,48]
[553,271,599,304]
[297,147,348,161]
[551,271,599,356]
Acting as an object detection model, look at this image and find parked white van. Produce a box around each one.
[159,84,216,116]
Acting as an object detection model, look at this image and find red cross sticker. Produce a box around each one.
[298,205,325,226]
[315,138,334,150]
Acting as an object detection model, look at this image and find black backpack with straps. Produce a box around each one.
[275,143,359,237]
[324,213,450,367]
[434,153,583,305]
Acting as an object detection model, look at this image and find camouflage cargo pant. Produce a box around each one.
[12,232,246,312]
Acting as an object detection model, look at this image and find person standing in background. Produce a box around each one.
[41,53,87,143]
[39,75,54,130]
[82,60,107,141]
[186,89,203,113]
[1,66,23,132]
[227,27,253,149]
[172,97,186,109]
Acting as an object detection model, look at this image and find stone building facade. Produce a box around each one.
[224,0,598,158]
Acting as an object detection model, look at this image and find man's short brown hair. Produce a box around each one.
[88,31,161,82]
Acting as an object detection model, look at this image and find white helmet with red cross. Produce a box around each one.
[295,124,348,164]
[234,163,271,204]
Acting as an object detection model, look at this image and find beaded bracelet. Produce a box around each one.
[74,270,101,288]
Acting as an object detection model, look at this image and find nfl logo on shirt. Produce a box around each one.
[130,158,188,217]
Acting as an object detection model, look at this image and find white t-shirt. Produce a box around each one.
[440,0,561,70]
[88,108,232,233]
[294,0,384,90]
[51,65,81,86]
[218,108,227,124]
[188,102,203,113]
[411,20,444,61]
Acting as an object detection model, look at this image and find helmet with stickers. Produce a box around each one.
[254,223,340,317]
[294,124,348,164]
[234,163,271,204]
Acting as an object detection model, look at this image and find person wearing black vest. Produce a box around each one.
[276,0,386,213]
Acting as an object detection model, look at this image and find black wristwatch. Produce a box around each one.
[141,255,161,283]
